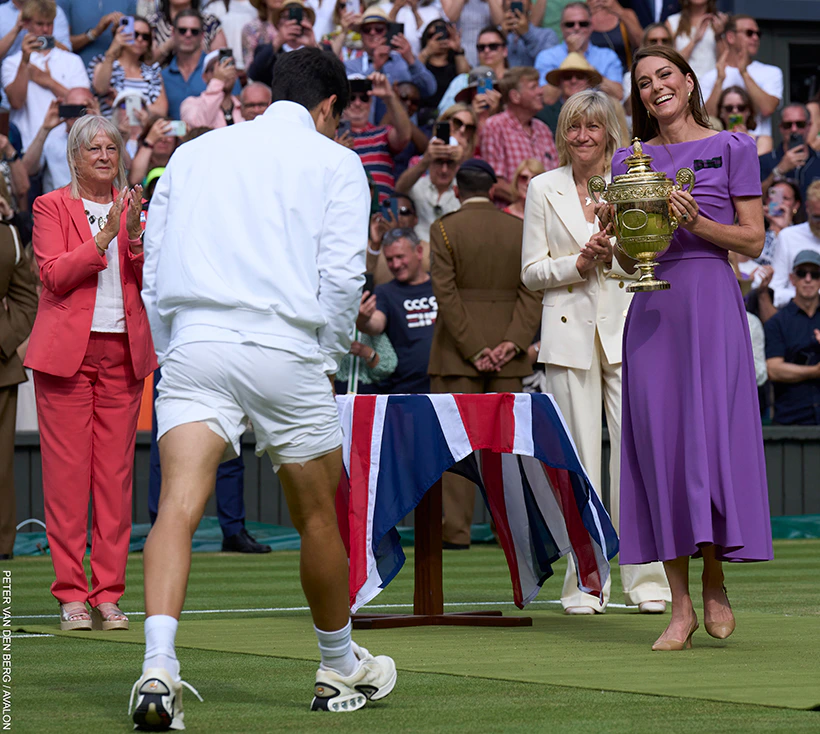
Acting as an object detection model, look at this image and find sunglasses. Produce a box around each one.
[476,42,503,52]
[646,37,671,45]
[562,71,588,81]
[362,24,386,35]
[780,120,807,130]
[175,26,201,36]
[451,118,477,135]
[739,29,761,38]
[794,268,820,280]
[722,104,747,113]
[399,94,419,105]
[134,31,151,42]
[563,20,590,28]
[351,92,370,103]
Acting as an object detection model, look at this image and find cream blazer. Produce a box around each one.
[521,164,635,371]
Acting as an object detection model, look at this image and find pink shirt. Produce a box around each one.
[480,109,558,182]
[180,79,244,129]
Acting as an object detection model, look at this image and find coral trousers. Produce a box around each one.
[35,333,143,606]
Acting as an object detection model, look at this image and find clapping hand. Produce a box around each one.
[126,185,144,241]
[577,228,613,274]
[755,264,774,290]
[96,189,128,253]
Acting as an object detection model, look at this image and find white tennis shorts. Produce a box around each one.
[155,341,342,468]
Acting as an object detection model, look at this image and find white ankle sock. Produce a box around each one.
[314,620,358,677]
[143,614,180,681]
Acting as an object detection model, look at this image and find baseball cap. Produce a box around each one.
[792,250,820,270]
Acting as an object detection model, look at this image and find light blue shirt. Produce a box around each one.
[534,42,623,86]
[344,51,436,98]
[506,24,559,68]
[56,0,138,66]
[0,2,72,56]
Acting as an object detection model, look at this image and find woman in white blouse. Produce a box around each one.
[665,0,726,81]
[521,90,670,616]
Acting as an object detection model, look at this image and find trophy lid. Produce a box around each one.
[610,138,670,187]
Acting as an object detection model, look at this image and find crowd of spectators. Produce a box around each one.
[0,0,817,449]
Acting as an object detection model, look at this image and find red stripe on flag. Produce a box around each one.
[480,449,525,608]
[542,464,602,597]
[453,393,515,452]
[346,396,377,607]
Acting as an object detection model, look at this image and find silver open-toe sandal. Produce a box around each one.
[60,602,92,631]
[91,603,129,631]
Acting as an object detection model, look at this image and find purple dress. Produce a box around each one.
[614,131,773,564]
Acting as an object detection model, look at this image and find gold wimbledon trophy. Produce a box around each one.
[588,139,695,292]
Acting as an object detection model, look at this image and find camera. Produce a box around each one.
[36,35,56,50]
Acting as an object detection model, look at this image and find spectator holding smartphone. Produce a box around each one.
[1,0,90,151]
[417,20,469,112]
[181,48,243,127]
[344,7,436,114]
[438,25,506,115]
[717,86,755,136]
[0,0,71,59]
[128,113,181,186]
[343,71,411,202]
[22,89,98,193]
[90,16,169,118]
[489,0,557,68]
[147,0,228,65]
[760,103,820,206]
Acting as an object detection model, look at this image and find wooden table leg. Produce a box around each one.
[352,476,531,629]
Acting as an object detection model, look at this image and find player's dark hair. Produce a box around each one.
[271,48,350,118]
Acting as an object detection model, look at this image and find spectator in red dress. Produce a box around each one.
[344,72,411,203]
[479,65,558,204]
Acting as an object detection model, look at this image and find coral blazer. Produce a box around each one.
[24,187,158,380]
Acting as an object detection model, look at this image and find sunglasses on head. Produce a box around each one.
[134,31,151,42]
[563,20,590,28]
[781,120,807,129]
[722,104,747,113]
[362,24,386,35]
[175,26,201,36]
[476,42,503,52]
[794,268,820,280]
[451,117,476,135]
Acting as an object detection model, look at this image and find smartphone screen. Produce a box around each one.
[58,104,87,119]
[727,113,743,130]
[165,120,187,137]
[510,1,524,14]
[386,22,403,44]
[434,121,451,142]
[363,273,375,295]
[477,77,493,94]
[788,132,804,150]
[344,0,360,14]
[287,5,304,22]
[119,15,135,42]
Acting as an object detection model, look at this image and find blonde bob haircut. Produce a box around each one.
[67,115,127,199]
[555,90,623,168]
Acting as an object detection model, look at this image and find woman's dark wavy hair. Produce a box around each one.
[160,0,202,22]
[630,46,712,141]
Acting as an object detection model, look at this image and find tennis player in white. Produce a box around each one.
[129,48,396,730]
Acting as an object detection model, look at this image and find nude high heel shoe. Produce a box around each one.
[651,619,699,651]
[704,586,735,639]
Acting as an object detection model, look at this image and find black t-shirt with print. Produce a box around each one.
[375,278,438,394]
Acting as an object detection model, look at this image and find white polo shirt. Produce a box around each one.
[770,222,820,307]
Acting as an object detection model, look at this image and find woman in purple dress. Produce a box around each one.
[605,46,773,651]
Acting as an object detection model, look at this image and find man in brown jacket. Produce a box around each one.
[428,159,541,548]
[0,212,39,561]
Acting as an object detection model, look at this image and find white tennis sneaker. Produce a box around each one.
[129,668,203,731]
[310,642,397,712]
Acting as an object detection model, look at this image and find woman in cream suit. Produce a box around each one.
[521,90,670,615]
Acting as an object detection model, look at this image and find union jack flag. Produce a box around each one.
[335,393,619,612]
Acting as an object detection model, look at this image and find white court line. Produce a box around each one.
[11,633,54,638]
[11,600,635,621]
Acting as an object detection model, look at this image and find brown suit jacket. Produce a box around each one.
[0,224,38,389]
[428,199,542,377]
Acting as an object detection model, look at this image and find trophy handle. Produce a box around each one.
[587,176,607,204]
[675,167,696,194]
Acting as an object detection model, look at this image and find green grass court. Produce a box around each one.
[5,540,820,733]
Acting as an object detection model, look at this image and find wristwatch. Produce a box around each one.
[86,28,98,42]
[3,150,19,163]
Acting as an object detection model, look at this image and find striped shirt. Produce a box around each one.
[351,125,396,203]
[88,56,164,117]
